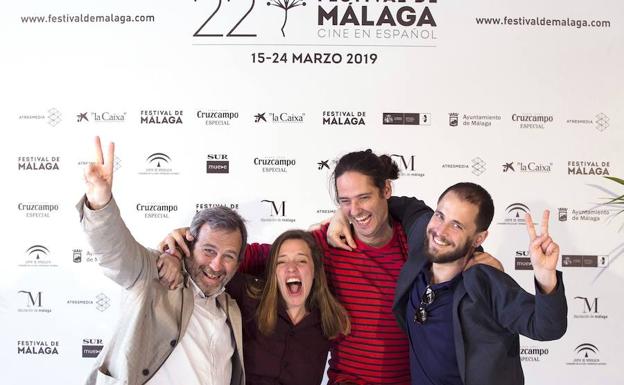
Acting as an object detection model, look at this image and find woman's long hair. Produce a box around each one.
[253,230,350,339]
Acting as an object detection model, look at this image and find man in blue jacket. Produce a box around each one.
[389,182,567,385]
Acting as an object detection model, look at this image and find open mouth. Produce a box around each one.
[202,268,223,281]
[286,278,303,295]
[352,213,372,227]
[432,235,450,247]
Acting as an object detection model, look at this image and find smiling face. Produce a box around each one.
[275,238,315,311]
[424,191,487,264]
[336,171,392,247]
[185,224,242,296]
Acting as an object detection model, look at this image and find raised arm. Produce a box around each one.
[468,210,567,340]
[79,137,158,289]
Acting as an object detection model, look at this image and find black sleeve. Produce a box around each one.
[388,196,433,233]
[468,266,568,341]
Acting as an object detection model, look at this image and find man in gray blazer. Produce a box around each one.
[79,137,246,385]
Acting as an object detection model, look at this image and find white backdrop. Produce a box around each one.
[1,0,623,384]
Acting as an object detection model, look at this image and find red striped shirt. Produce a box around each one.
[242,221,410,385]
[312,222,409,385]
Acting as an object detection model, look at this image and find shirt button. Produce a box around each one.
[170,339,177,347]
[142,369,149,376]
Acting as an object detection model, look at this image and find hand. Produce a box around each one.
[327,210,356,251]
[157,253,184,290]
[157,227,193,259]
[525,210,559,294]
[466,251,504,272]
[84,136,115,209]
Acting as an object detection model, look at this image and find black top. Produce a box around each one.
[226,273,331,385]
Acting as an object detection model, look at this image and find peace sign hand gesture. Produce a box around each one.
[525,210,559,294]
[84,136,115,210]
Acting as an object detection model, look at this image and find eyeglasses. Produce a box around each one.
[413,285,435,325]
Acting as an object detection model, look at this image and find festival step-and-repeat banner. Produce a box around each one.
[1,0,623,384]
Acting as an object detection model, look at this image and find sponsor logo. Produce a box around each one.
[253,157,296,173]
[322,111,366,125]
[17,202,60,219]
[448,113,458,127]
[557,207,610,223]
[72,249,101,264]
[77,156,122,171]
[441,157,486,176]
[206,154,230,174]
[520,345,549,362]
[140,110,183,124]
[317,158,339,172]
[574,296,607,320]
[451,113,502,127]
[595,113,610,131]
[135,202,179,219]
[261,200,295,223]
[192,0,438,42]
[566,113,609,132]
[254,112,305,123]
[566,343,607,366]
[47,108,62,126]
[390,154,425,177]
[316,1,438,42]
[562,254,608,268]
[82,338,104,358]
[514,250,532,270]
[17,340,60,355]
[195,202,240,213]
[77,111,127,123]
[196,110,239,126]
[17,291,51,313]
[139,153,179,175]
[511,113,554,129]
[502,161,553,174]
[382,112,431,125]
[67,293,111,312]
[317,160,330,170]
[20,245,57,268]
[567,161,610,176]
[18,108,63,126]
[17,156,60,171]
[497,203,530,226]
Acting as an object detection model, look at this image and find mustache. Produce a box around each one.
[201,266,225,278]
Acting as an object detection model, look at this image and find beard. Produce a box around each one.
[184,255,227,297]
[423,232,474,264]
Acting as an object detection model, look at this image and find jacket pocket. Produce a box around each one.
[94,368,124,385]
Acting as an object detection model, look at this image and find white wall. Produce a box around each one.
[1,0,623,383]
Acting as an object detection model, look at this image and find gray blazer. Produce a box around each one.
[78,196,245,385]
